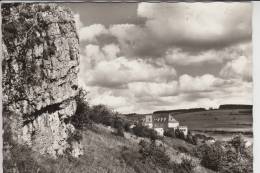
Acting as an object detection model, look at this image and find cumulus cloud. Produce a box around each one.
[128,81,179,97]
[79,44,177,89]
[179,74,225,92]
[104,2,252,63]
[164,42,252,66]
[220,56,252,81]
[73,13,109,42]
[138,2,251,49]
[73,3,252,113]
[79,24,108,42]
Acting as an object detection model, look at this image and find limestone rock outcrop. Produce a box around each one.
[2,3,83,157]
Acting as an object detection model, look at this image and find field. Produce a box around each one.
[172,109,253,134]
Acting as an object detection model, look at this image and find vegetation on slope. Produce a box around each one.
[4,88,253,173]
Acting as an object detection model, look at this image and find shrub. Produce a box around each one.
[139,140,171,168]
[70,88,91,129]
[179,157,197,173]
[199,142,225,171]
[89,104,114,124]
[194,137,253,173]
[67,129,83,145]
[112,116,124,129]
[228,134,246,154]
[138,140,197,173]
[177,146,189,153]
[175,128,185,140]
[123,121,131,132]
[186,133,198,145]
[164,128,176,138]
[132,124,160,141]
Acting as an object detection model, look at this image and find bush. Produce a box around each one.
[179,157,197,173]
[138,140,197,173]
[228,134,246,154]
[89,104,114,124]
[194,137,253,173]
[132,124,160,141]
[175,128,185,140]
[186,133,198,145]
[164,128,176,138]
[139,140,171,168]
[199,142,226,171]
[123,121,131,132]
[67,129,83,145]
[70,88,91,129]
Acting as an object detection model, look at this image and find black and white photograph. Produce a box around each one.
[1,1,254,173]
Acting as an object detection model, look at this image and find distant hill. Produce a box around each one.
[219,104,252,110]
[153,108,206,114]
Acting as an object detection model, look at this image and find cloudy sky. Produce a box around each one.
[65,2,252,114]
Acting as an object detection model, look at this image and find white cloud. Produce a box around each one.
[79,44,177,88]
[128,81,178,97]
[165,48,222,66]
[179,74,224,92]
[79,24,108,42]
[74,3,252,114]
[220,55,252,81]
[138,2,251,48]
[91,91,128,109]
[164,42,252,66]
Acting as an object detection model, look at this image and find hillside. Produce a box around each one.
[30,124,215,173]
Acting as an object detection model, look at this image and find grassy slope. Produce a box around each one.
[173,109,252,132]
[34,124,215,173]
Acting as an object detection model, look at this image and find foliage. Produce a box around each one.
[70,88,91,130]
[139,140,171,168]
[186,133,198,145]
[175,128,186,140]
[89,104,114,124]
[164,128,176,138]
[67,129,83,145]
[138,140,197,173]
[228,134,246,154]
[199,141,226,171]
[132,124,160,141]
[179,157,197,173]
[194,135,253,173]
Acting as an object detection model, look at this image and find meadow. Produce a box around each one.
[169,109,252,134]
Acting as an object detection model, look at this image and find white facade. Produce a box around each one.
[154,128,164,136]
[168,122,179,129]
[144,122,153,128]
[143,115,153,128]
[142,114,188,137]
[179,126,188,136]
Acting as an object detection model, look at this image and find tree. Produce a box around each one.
[229,134,246,154]
[164,128,176,138]
[175,128,185,140]
[70,88,91,129]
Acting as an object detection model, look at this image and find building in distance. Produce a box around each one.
[142,113,188,136]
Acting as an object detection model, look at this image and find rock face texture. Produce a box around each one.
[2,3,82,157]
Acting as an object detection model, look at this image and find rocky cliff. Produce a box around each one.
[2,3,82,157]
